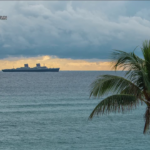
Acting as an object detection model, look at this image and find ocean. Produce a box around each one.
[0,71,149,150]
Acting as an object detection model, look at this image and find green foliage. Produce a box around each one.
[142,40,150,81]
[112,49,150,90]
[90,40,150,134]
[90,75,142,98]
[89,94,138,119]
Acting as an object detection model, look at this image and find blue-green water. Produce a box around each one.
[0,71,149,150]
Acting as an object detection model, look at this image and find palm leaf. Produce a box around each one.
[89,94,139,119]
[112,49,144,72]
[112,49,150,91]
[126,69,150,91]
[141,40,150,81]
[90,75,142,99]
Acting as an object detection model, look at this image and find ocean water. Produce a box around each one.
[0,71,150,150]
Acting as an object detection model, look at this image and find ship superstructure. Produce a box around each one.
[2,63,60,72]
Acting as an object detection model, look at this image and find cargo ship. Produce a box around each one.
[2,63,60,72]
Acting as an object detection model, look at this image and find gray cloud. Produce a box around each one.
[0,1,150,59]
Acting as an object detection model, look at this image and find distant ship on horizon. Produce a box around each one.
[2,63,60,72]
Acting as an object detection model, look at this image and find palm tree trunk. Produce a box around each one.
[143,107,150,134]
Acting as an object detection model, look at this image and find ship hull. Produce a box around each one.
[2,68,59,72]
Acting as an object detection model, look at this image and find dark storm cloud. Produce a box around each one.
[0,1,150,59]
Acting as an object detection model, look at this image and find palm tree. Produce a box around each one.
[89,40,150,134]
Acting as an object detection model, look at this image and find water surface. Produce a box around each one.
[0,71,149,150]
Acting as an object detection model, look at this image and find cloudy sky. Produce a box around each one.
[0,1,150,70]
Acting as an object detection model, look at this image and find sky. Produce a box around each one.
[0,1,150,70]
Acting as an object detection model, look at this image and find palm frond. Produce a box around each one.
[89,94,139,119]
[126,69,150,91]
[141,40,150,82]
[112,49,144,72]
[112,49,150,91]
[143,107,150,134]
[90,75,142,99]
